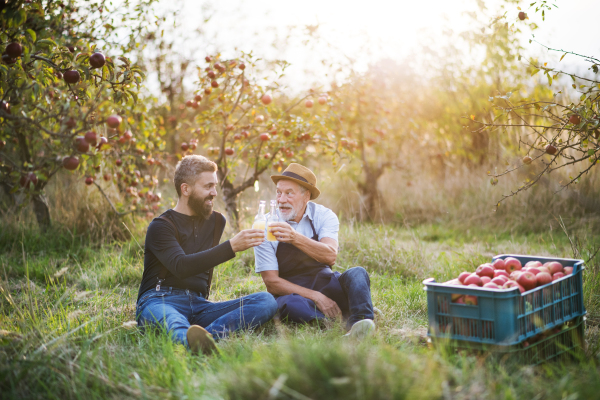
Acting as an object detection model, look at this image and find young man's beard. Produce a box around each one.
[188,190,214,219]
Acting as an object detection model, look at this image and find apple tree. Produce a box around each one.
[474,3,599,207]
[176,54,341,230]
[0,0,164,230]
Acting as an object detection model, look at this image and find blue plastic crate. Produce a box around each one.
[423,254,586,345]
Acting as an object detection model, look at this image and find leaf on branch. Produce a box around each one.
[560,53,566,61]
[530,68,540,76]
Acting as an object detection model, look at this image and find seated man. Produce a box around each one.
[254,163,375,338]
[136,155,277,354]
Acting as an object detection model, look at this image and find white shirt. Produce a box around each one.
[253,201,340,273]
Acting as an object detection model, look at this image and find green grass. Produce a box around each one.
[1,222,599,399]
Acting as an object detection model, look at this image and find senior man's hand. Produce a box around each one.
[313,292,342,319]
[268,222,297,244]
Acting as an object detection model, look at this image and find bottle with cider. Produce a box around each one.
[266,200,279,241]
[252,201,267,233]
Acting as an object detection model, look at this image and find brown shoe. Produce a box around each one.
[186,325,218,355]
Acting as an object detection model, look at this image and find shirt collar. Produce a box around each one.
[300,201,315,222]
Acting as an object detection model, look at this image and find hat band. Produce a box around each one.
[282,171,313,186]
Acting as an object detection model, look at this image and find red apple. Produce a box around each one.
[537,266,550,275]
[97,136,108,149]
[522,156,533,165]
[233,133,242,141]
[545,144,557,155]
[494,270,509,279]
[458,272,471,284]
[503,280,525,293]
[483,282,500,289]
[524,261,542,269]
[205,56,212,62]
[5,42,22,58]
[563,266,573,275]
[480,276,491,284]
[63,70,80,84]
[107,115,122,128]
[464,295,478,306]
[263,153,271,159]
[536,272,553,287]
[207,70,216,79]
[518,11,527,20]
[255,115,265,123]
[238,63,245,70]
[85,177,94,186]
[181,142,189,151]
[544,262,563,275]
[194,94,202,102]
[476,264,495,278]
[451,293,464,302]
[283,129,291,137]
[74,136,89,153]
[103,174,111,181]
[224,148,234,156]
[517,272,536,291]
[569,114,581,125]
[84,131,97,145]
[204,88,212,95]
[261,94,272,105]
[464,274,483,287]
[259,133,270,141]
[526,268,541,276]
[115,159,122,166]
[492,259,506,270]
[552,272,565,281]
[89,52,106,68]
[241,130,250,138]
[211,80,219,88]
[504,257,522,273]
[491,277,507,286]
[318,96,327,105]
[305,99,313,108]
[510,271,522,281]
[62,156,79,170]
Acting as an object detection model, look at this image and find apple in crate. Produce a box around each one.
[536,272,553,286]
[537,266,550,274]
[563,266,573,275]
[517,272,537,291]
[494,270,509,279]
[492,259,505,270]
[476,264,495,278]
[464,294,478,305]
[481,276,491,284]
[451,293,464,302]
[510,271,522,280]
[458,272,471,284]
[504,257,522,273]
[464,274,483,287]
[503,280,525,293]
[526,267,541,275]
[553,272,566,281]
[544,262,563,275]
[524,261,542,269]
[491,277,507,286]
[483,282,500,289]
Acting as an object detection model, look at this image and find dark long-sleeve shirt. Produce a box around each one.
[137,209,235,302]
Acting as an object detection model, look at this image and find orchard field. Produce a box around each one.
[2,0,600,398]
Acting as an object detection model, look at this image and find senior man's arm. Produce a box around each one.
[268,225,338,266]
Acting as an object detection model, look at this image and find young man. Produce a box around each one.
[253,163,375,338]
[136,155,277,354]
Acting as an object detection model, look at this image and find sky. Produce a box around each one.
[149,0,600,91]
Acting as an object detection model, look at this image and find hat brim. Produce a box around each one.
[271,175,320,200]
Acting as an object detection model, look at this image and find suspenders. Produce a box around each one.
[155,211,224,299]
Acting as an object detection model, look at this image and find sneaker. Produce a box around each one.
[186,325,218,355]
[343,319,375,340]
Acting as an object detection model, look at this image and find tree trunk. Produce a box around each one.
[217,169,241,232]
[358,167,385,222]
[32,193,51,232]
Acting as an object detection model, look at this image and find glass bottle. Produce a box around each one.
[266,200,279,241]
[252,201,267,233]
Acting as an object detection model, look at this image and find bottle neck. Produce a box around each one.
[257,204,266,218]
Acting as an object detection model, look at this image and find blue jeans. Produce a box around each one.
[136,287,277,346]
[277,267,374,329]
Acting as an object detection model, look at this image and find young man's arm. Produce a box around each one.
[147,218,264,279]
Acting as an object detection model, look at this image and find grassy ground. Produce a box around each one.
[1,221,599,399]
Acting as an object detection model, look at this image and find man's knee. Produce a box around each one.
[346,266,370,283]
[248,291,278,318]
[278,294,324,323]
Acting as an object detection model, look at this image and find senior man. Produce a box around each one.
[136,155,277,355]
[254,163,375,338]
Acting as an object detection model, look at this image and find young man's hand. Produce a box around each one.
[230,229,265,253]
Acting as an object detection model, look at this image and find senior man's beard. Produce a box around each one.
[277,202,297,222]
[188,190,214,219]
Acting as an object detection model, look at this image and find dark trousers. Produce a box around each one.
[276,267,374,329]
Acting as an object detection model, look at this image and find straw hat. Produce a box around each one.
[271,163,321,200]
